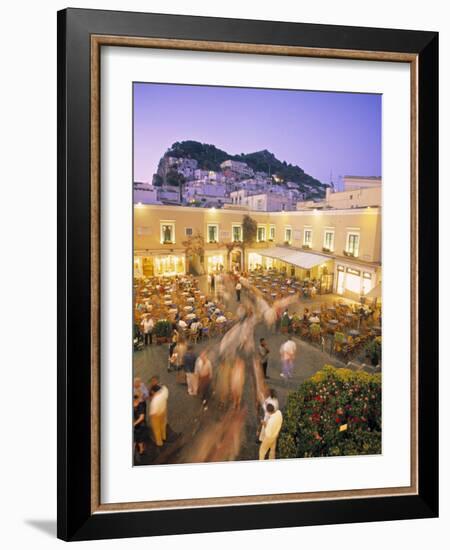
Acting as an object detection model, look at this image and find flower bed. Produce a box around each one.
[278,365,381,458]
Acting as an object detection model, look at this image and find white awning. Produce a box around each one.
[257,247,329,269]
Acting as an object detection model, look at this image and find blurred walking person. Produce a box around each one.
[279,336,297,379]
[230,357,246,409]
[183,344,198,396]
[195,350,213,406]
[235,279,242,302]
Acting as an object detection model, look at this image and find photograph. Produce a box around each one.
[132,82,383,466]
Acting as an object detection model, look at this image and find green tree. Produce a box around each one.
[152,174,163,187]
[241,214,257,271]
[182,232,205,275]
[166,170,185,187]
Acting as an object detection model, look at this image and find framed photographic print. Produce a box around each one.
[57,8,439,541]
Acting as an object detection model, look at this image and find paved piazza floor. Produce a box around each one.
[133,277,360,466]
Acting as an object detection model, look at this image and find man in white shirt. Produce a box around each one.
[148,377,169,447]
[279,336,297,379]
[141,315,154,345]
[259,404,283,460]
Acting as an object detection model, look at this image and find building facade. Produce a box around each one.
[133,182,159,205]
[134,204,381,300]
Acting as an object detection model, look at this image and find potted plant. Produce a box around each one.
[365,337,381,366]
[302,244,311,250]
[322,246,331,253]
[154,319,172,344]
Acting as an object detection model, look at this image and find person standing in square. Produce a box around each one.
[183,344,198,396]
[258,337,270,378]
[148,377,169,447]
[259,404,283,460]
[141,314,154,345]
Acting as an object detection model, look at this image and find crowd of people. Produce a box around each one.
[132,270,306,463]
[134,274,239,351]
[133,268,381,464]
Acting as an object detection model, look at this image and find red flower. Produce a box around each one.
[335,417,341,423]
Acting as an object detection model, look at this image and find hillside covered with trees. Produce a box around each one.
[159,140,326,194]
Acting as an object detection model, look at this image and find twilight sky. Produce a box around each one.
[133,82,381,187]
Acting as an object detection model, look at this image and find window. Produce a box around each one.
[347,233,360,256]
[257,225,266,242]
[284,226,292,243]
[207,223,219,243]
[304,229,312,246]
[160,222,175,244]
[257,199,263,210]
[269,225,275,241]
[232,224,242,242]
[185,227,193,237]
[323,230,334,251]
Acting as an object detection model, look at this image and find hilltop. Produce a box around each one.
[156,140,326,196]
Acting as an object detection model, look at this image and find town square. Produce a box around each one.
[132,84,382,466]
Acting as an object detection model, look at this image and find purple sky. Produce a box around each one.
[133,83,381,186]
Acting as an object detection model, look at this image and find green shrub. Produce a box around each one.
[154,319,172,338]
[278,365,381,459]
[365,337,382,365]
